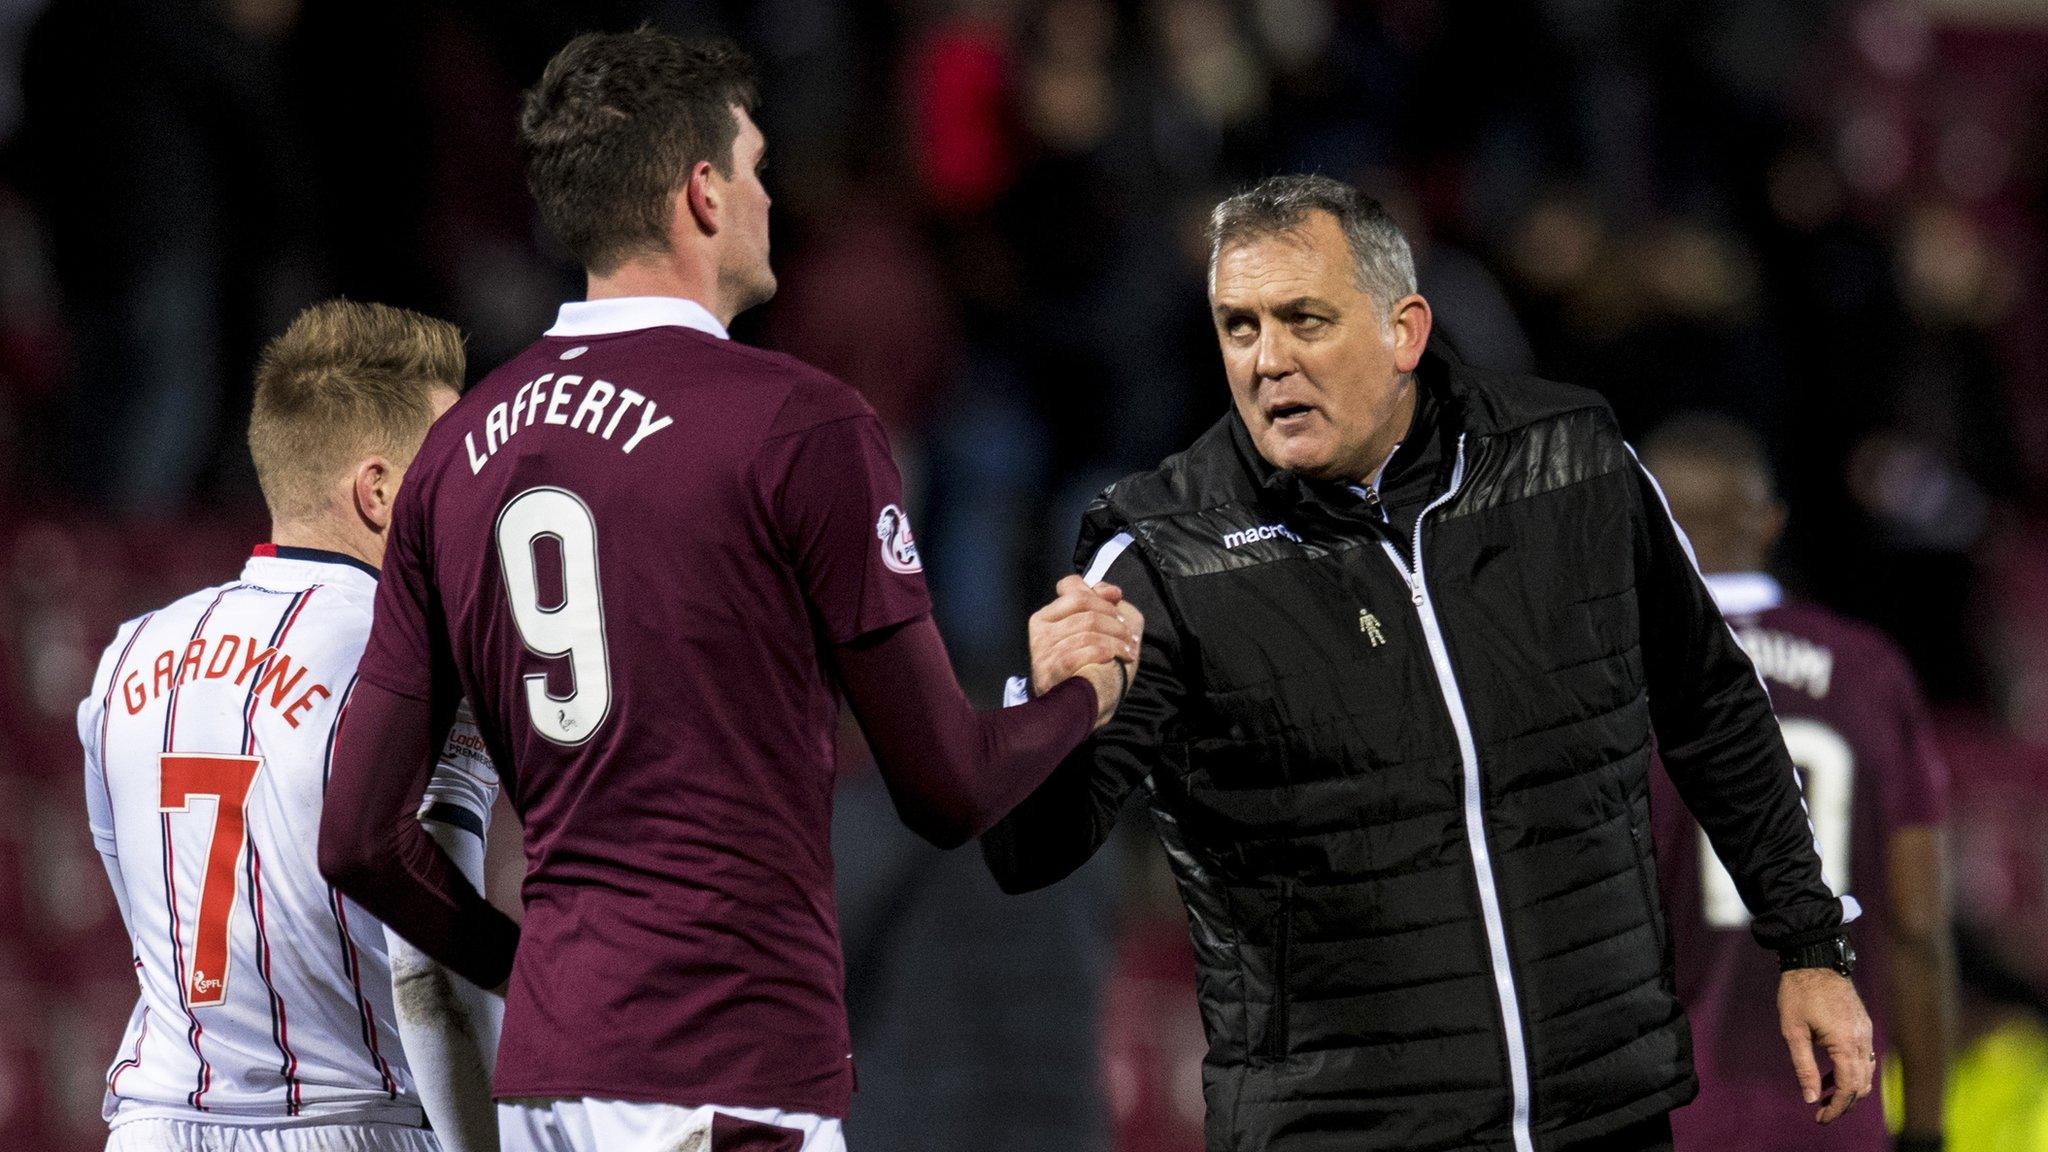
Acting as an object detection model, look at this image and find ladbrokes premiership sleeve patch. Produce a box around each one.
[876,503,922,574]
[419,700,498,840]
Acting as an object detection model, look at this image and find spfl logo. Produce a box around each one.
[876,504,923,574]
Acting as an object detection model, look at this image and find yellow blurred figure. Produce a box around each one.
[1946,1015,2048,1151]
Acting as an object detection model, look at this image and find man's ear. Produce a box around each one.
[1759,497,1789,557]
[1389,293,1433,374]
[682,159,720,237]
[353,457,398,535]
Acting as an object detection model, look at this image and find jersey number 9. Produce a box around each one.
[496,486,614,745]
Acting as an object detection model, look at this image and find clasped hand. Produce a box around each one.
[1028,575,1145,728]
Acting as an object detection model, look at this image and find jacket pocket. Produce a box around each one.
[1629,821,1668,961]
[1245,877,1294,1057]
[1225,879,1295,1065]
[1266,879,1293,1061]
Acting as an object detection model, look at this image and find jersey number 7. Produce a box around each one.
[159,753,263,1007]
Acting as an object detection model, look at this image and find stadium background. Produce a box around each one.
[2,0,2047,1147]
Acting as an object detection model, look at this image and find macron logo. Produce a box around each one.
[1222,524,1300,549]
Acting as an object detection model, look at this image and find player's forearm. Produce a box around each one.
[388,930,501,1152]
[323,806,518,991]
[1887,926,1955,1137]
[389,818,507,1152]
[979,746,1117,893]
[319,680,519,988]
[1886,823,1956,1137]
[985,551,1176,892]
[836,616,1097,849]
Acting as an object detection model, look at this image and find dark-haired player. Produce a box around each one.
[1643,415,1953,1152]
[316,30,1140,1152]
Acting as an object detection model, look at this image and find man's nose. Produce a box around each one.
[1255,328,1296,381]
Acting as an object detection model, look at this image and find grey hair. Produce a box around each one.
[1207,174,1418,312]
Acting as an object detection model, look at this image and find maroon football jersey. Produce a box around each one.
[356,297,931,1116]
[1654,574,1947,1151]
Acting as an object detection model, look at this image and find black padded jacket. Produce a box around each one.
[982,339,1846,1151]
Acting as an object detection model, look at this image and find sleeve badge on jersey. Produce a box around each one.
[437,702,500,786]
[876,504,923,574]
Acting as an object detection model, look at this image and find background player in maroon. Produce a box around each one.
[316,30,1142,1152]
[1643,416,1954,1152]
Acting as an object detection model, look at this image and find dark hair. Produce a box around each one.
[519,29,758,274]
[1208,174,1416,309]
[1639,411,1777,497]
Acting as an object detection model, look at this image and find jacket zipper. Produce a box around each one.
[1629,821,1667,959]
[1375,435,1537,1152]
[1268,878,1293,1061]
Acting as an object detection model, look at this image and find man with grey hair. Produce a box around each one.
[984,174,1875,1151]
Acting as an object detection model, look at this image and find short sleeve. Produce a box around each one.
[78,615,147,858]
[359,469,442,701]
[759,413,933,646]
[1881,648,1950,829]
[79,672,115,856]
[418,700,498,845]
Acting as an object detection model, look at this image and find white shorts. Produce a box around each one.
[106,1118,440,1151]
[497,1097,846,1152]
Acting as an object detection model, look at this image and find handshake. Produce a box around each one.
[1027,575,1146,729]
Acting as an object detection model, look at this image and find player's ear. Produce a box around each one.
[682,158,719,238]
[1759,498,1788,556]
[353,456,398,535]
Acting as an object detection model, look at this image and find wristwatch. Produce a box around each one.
[1779,934,1856,978]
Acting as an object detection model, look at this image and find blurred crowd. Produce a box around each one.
[2,0,2047,1149]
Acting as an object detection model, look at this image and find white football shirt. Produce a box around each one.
[78,545,498,1128]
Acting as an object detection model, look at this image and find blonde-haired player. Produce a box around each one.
[79,300,502,1152]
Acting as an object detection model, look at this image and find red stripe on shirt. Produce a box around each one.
[165,591,233,752]
[159,812,210,1110]
[248,843,304,1112]
[319,677,399,1097]
[241,588,318,753]
[108,997,149,1095]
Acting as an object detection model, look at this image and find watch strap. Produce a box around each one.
[1779,934,1854,976]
